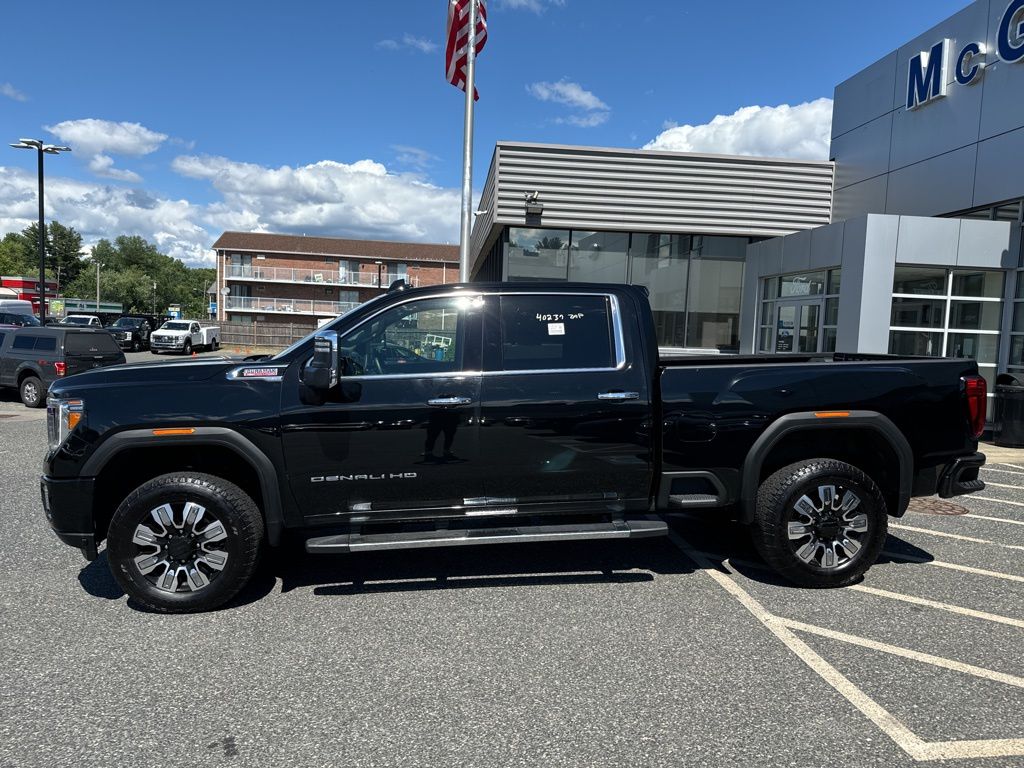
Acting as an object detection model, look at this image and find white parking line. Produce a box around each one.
[668,532,1024,761]
[780,618,1024,689]
[997,463,1024,471]
[881,550,1024,584]
[980,481,1024,490]
[965,512,1024,527]
[849,585,1024,629]
[968,494,1024,512]
[980,467,1024,475]
[890,522,1024,551]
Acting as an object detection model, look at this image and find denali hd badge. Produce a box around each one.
[311,473,418,482]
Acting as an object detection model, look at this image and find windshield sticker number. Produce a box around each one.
[547,323,565,336]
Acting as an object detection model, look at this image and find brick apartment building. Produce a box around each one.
[211,232,460,328]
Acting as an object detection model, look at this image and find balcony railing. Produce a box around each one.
[223,296,361,316]
[225,264,417,288]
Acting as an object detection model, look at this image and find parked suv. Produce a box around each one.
[0,327,126,407]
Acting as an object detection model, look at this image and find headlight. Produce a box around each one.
[47,397,85,452]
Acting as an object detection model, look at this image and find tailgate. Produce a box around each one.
[63,331,124,375]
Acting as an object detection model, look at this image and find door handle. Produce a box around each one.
[598,391,640,401]
[427,396,473,407]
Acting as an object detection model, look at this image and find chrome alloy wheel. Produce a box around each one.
[131,502,229,592]
[786,484,869,571]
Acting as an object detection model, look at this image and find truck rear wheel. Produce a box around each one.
[751,459,887,588]
[19,375,44,408]
[106,472,264,612]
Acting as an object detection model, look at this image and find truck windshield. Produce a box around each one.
[61,317,94,326]
[113,318,140,328]
[162,322,191,331]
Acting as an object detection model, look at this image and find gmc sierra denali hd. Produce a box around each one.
[41,282,988,612]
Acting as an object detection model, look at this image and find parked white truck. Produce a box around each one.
[150,320,220,355]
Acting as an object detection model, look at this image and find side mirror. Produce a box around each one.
[301,330,339,391]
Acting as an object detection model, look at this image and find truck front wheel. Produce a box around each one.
[751,459,887,588]
[182,340,192,356]
[106,472,265,612]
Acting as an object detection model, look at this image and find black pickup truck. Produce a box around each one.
[41,283,987,612]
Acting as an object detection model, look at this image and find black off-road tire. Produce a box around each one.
[19,375,45,408]
[751,459,887,588]
[131,339,141,352]
[106,473,264,613]
[212,337,220,352]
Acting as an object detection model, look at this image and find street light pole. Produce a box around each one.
[9,138,71,325]
[375,260,384,289]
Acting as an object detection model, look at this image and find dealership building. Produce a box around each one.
[469,0,1024,394]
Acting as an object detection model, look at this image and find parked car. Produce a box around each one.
[0,299,40,327]
[0,311,41,328]
[150,320,220,355]
[41,283,987,612]
[107,316,154,352]
[1,327,125,407]
[57,315,104,328]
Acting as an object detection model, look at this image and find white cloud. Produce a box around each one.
[1,82,27,102]
[0,166,212,265]
[45,119,167,157]
[172,154,462,245]
[44,118,169,183]
[376,34,438,54]
[644,98,833,161]
[392,144,439,169]
[88,154,143,183]
[527,79,610,128]
[527,80,608,111]
[497,0,565,12]
[558,112,610,128]
[0,149,465,268]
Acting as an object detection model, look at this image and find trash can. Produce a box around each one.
[994,373,1024,448]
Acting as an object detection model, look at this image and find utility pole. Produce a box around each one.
[95,258,100,312]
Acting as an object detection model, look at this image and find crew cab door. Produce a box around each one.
[280,294,484,522]
[476,292,652,515]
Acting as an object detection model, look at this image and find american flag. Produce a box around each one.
[445,0,488,100]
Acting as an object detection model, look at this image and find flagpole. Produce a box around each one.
[458,0,478,283]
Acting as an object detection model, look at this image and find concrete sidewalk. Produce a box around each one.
[980,441,1024,463]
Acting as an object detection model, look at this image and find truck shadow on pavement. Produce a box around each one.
[74,518,937,611]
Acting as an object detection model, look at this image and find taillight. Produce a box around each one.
[963,375,986,439]
[54,361,66,377]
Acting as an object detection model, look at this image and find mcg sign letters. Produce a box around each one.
[906,0,1024,110]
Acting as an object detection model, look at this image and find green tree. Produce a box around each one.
[46,221,85,287]
[0,233,33,276]
[62,235,215,317]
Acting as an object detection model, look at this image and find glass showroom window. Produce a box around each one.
[629,234,689,348]
[757,268,841,353]
[889,266,1004,392]
[569,231,629,283]
[507,228,570,281]
[685,236,746,350]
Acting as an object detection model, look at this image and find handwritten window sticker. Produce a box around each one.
[548,322,565,336]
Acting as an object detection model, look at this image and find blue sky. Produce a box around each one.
[0,0,967,264]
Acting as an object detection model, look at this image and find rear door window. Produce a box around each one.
[35,337,57,352]
[65,332,120,355]
[498,294,616,371]
[12,335,37,351]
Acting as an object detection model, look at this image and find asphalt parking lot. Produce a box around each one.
[1,356,1022,766]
